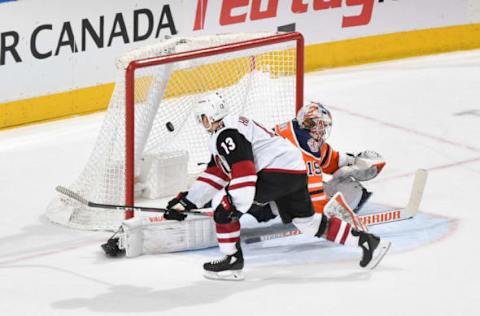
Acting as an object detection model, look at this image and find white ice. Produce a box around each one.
[1,50,479,316]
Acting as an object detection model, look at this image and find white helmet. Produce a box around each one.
[194,92,229,130]
[296,101,332,142]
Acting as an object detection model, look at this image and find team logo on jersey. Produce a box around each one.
[307,138,321,152]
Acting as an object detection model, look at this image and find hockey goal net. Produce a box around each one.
[46,32,304,230]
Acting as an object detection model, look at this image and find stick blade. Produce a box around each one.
[55,185,89,206]
[406,169,428,215]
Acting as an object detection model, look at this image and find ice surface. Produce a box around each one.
[1,50,479,315]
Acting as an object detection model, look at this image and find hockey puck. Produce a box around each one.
[166,121,175,132]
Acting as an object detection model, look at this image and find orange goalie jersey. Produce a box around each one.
[275,120,340,213]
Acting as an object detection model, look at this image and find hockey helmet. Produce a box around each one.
[296,101,332,141]
[195,92,229,131]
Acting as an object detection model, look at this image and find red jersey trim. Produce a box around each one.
[205,166,230,181]
[231,160,256,178]
[198,177,223,190]
[229,181,256,190]
[262,168,306,174]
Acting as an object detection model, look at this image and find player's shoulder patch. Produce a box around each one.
[238,116,250,126]
[307,138,321,152]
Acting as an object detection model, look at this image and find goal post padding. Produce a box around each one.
[46,32,304,231]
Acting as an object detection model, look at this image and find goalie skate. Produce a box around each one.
[203,242,244,281]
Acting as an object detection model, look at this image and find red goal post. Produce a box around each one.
[124,32,305,219]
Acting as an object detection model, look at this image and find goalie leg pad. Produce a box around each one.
[324,176,366,211]
[323,192,367,231]
[119,214,217,256]
[120,216,144,257]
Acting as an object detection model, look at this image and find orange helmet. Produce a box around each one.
[296,101,332,141]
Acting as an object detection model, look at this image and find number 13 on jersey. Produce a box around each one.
[221,137,236,154]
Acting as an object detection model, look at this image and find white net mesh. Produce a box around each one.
[46,33,301,230]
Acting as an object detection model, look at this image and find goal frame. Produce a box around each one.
[124,32,305,218]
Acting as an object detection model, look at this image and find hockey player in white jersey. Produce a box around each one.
[167,92,391,280]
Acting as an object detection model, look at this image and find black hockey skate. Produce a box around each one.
[203,242,244,281]
[352,230,391,270]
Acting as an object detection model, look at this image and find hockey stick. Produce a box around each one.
[58,169,427,244]
[358,169,427,226]
[243,208,406,244]
[244,169,428,244]
[55,186,210,217]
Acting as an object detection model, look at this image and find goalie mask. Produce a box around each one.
[297,101,332,142]
[195,92,229,132]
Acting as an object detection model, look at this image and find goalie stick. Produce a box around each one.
[244,169,428,244]
[55,186,210,217]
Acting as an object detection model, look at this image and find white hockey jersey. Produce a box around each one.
[187,114,305,213]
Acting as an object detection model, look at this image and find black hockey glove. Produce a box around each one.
[163,209,188,221]
[214,193,242,224]
[167,191,197,211]
[248,202,277,223]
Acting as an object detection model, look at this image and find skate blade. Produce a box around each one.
[366,240,391,270]
[203,269,244,281]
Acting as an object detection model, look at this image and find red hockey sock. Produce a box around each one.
[216,221,241,255]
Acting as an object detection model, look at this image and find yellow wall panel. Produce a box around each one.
[2,24,479,129]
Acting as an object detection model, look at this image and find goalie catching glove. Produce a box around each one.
[339,150,385,182]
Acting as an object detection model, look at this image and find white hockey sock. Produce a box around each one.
[292,213,324,237]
